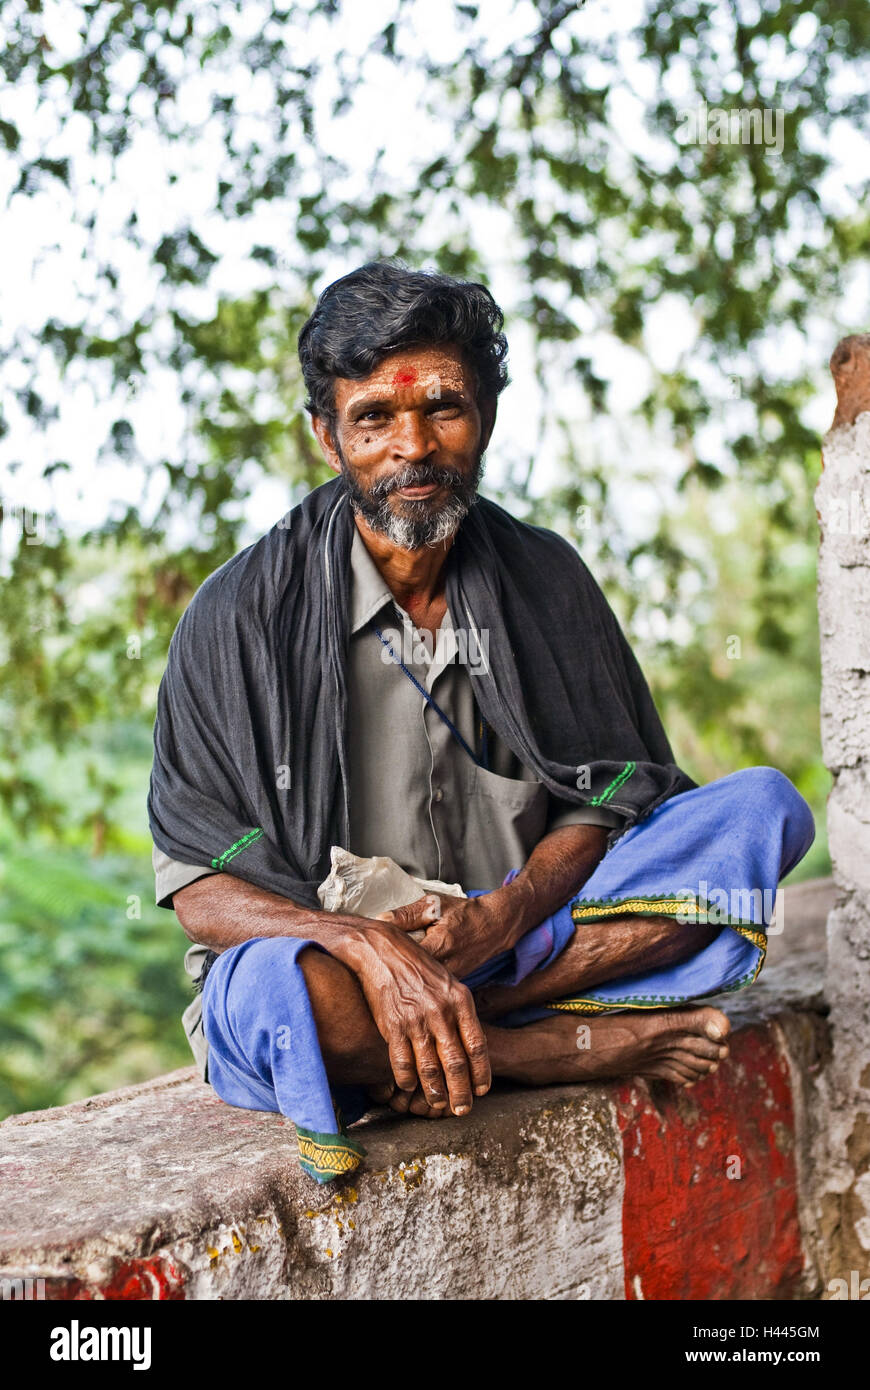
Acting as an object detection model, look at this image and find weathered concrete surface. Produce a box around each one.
[815,334,870,1281]
[1,1071,626,1300]
[0,884,831,1300]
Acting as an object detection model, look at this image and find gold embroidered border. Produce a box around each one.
[297,1134,364,1178]
[571,896,769,955]
[543,913,768,1014]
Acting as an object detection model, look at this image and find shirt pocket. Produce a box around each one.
[462,763,550,889]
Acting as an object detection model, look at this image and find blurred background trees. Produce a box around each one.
[1,0,867,1112]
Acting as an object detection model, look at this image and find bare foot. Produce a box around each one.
[365,1081,450,1119]
[365,1082,399,1105]
[363,1006,731,1118]
[490,1006,731,1089]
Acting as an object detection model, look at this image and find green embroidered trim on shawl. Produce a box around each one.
[211,827,265,871]
[589,760,636,806]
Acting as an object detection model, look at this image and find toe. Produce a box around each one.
[658,1062,695,1084]
[702,1007,731,1041]
[388,1090,414,1114]
[671,1048,717,1075]
[671,1063,703,1085]
[366,1082,397,1104]
[670,1005,731,1042]
[670,1033,723,1061]
[409,1095,439,1117]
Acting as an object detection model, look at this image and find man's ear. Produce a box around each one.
[311,413,342,475]
[479,397,498,453]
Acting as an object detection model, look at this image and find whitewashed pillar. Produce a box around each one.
[816,333,870,1275]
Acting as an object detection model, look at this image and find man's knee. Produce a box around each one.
[209,937,380,1074]
[206,937,332,1044]
[732,764,794,803]
[731,766,814,844]
[214,936,313,1003]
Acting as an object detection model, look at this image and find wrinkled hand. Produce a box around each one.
[339,899,491,1116]
[380,888,527,982]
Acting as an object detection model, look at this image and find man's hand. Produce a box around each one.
[383,889,526,980]
[333,912,491,1116]
[379,824,612,983]
[173,874,491,1115]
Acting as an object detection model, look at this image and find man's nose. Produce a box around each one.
[390,409,435,462]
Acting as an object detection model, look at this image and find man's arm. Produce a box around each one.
[413,823,610,979]
[152,844,214,910]
[502,821,611,928]
[173,873,491,1117]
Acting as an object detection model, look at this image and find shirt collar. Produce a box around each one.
[349,525,396,635]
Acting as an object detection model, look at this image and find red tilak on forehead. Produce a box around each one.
[391,368,418,386]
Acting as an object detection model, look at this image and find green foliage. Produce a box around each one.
[0,834,190,1118]
[3,0,865,813]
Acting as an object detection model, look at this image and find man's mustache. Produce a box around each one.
[368,463,470,501]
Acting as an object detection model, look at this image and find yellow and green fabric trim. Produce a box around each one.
[296,1127,367,1183]
[543,891,767,1016]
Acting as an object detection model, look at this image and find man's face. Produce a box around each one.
[312,343,495,551]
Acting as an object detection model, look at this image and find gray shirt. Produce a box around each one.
[155,525,622,1077]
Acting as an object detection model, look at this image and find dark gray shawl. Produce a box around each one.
[148,476,696,908]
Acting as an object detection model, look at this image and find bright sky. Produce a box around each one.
[0,0,866,581]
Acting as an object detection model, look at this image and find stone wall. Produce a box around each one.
[815,333,870,1277]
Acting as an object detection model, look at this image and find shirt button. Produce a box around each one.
[433,787,444,802]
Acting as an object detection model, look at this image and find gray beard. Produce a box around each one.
[338,451,486,551]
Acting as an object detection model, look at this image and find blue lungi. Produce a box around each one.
[200,766,815,1182]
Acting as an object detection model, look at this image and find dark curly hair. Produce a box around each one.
[297,260,510,430]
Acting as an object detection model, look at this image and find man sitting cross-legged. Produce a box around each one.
[149,262,815,1182]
